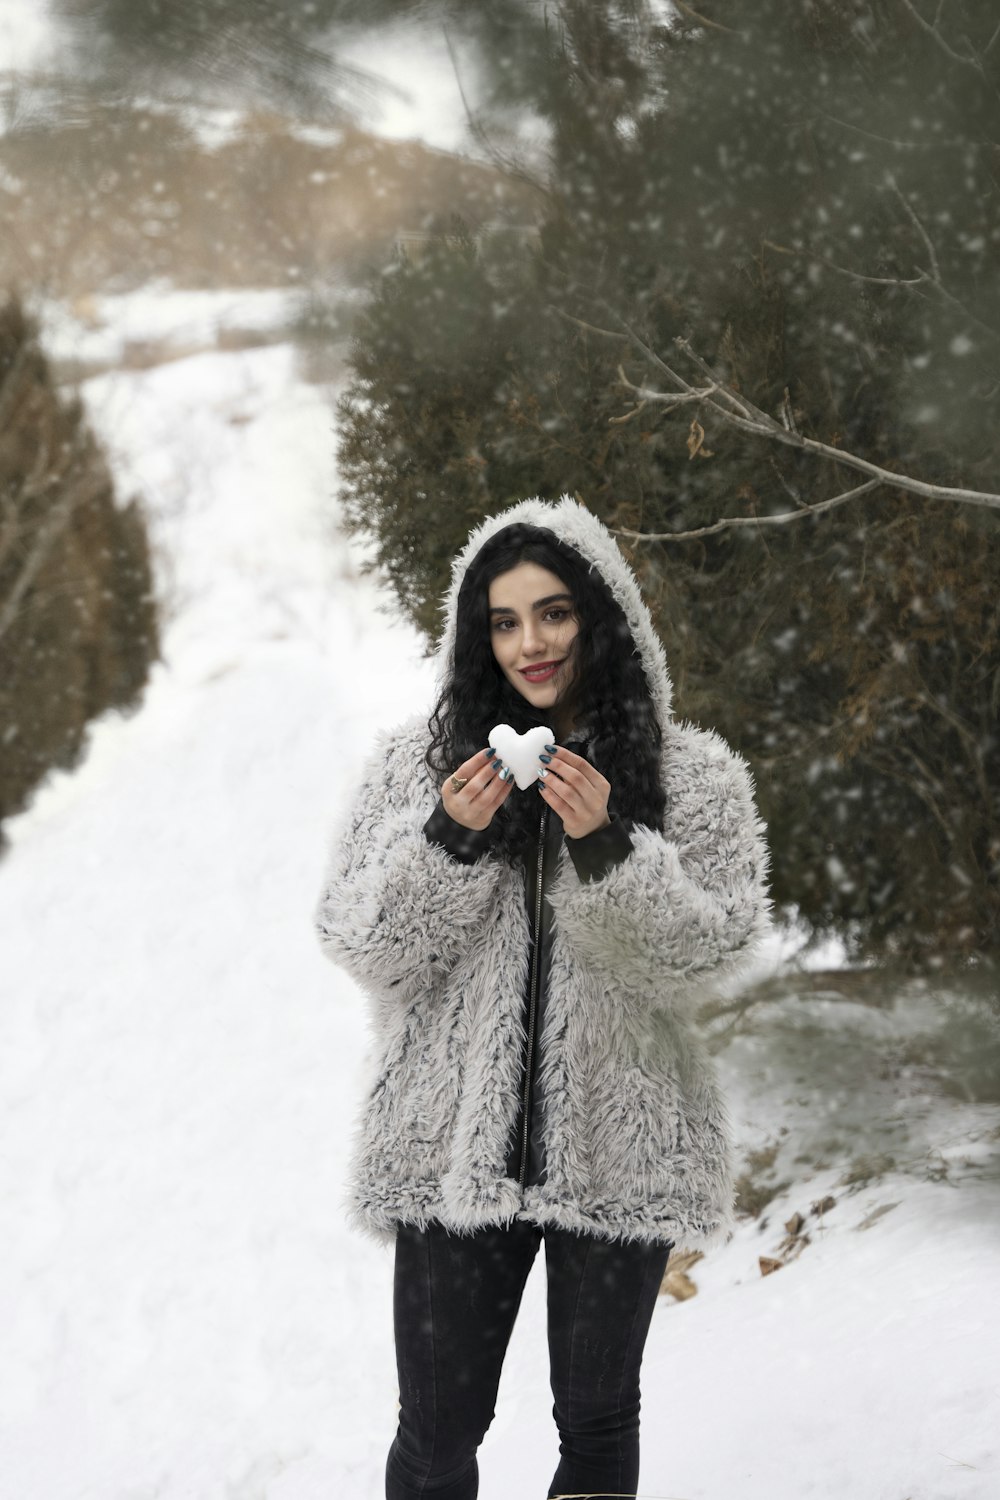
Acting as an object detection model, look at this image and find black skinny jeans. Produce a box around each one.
[386,1218,673,1500]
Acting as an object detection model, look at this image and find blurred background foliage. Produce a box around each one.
[0,297,159,825]
[2,0,997,967]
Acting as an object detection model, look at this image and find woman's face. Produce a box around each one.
[487,561,580,717]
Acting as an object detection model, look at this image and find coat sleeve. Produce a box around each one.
[313,723,504,1003]
[545,725,772,1006]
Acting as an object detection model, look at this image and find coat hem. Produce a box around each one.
[348,1176,735,1254]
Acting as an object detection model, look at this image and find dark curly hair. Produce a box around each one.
[426,523,666,858]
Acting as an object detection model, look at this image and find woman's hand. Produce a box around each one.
[441,747,515,831]
[538,746,611,839]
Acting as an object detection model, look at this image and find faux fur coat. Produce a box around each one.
[314,496,773,1251]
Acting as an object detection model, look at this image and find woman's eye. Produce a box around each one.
[492,609,571,632]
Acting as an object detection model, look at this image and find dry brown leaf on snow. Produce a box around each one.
[659,1246,704,1301]
[778,1231,811,1262]
[759,1211,813,1275]
[662,1267,700,1301]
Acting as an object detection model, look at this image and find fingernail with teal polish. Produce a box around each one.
[539,754,552,764]
[545,744,557,754]
[492,759,502,771]
[486,746,496,756]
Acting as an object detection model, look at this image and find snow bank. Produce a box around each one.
[1,308,997,1499]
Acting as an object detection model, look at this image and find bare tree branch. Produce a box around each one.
[815,110,972,151]
[882,175,1000,340]
[897,0,984,71]
[607,395,648,425]
[671,333,1000,508]
[610,479,882,542]
[615,363,719,410]
[919,271,1000,344]
[670,0,738,35]
[767,457,813,511]
[558,309,630,343]
[556,291,1000,516]
[761,237,925,287]
[886,172,942,282]
[614,313,758,422]
[764,232,1000,345]
[555,304,1000,516]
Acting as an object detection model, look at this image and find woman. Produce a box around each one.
[315,495,772,1500]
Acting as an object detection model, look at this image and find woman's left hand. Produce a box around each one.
[538,746,611,839]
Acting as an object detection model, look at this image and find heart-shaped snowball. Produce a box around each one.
[489,724,554,790]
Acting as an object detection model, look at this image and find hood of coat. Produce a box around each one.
[433,494,675,736]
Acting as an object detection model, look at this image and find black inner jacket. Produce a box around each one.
[422,734,634,1191]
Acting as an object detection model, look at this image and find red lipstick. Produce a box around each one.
[518,660,564,683]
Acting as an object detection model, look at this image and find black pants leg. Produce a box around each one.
[544,1227,673,1500]
[385,1219,672,1500]
[386,1218,542,1500]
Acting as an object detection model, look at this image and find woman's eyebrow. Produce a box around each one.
[489,593,574,616]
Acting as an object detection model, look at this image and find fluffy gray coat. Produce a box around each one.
[315,496,773,1251]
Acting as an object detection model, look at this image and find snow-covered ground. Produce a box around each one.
[37,288,300,370]
[0,0,56,74]
[1,298,998,1500]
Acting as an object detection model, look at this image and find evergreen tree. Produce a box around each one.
[338,0,1000,965]
[0,297,160,839]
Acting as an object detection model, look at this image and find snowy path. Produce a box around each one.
[1,329,997,1499]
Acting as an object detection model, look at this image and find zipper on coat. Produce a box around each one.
[518,803,549,1190]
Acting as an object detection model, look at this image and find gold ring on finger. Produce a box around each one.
[450,775,469,793]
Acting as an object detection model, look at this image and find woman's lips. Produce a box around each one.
[518,659,564,684]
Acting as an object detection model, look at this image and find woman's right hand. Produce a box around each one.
[441,747,514,831]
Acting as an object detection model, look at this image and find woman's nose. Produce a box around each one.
[521,620,545,654]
